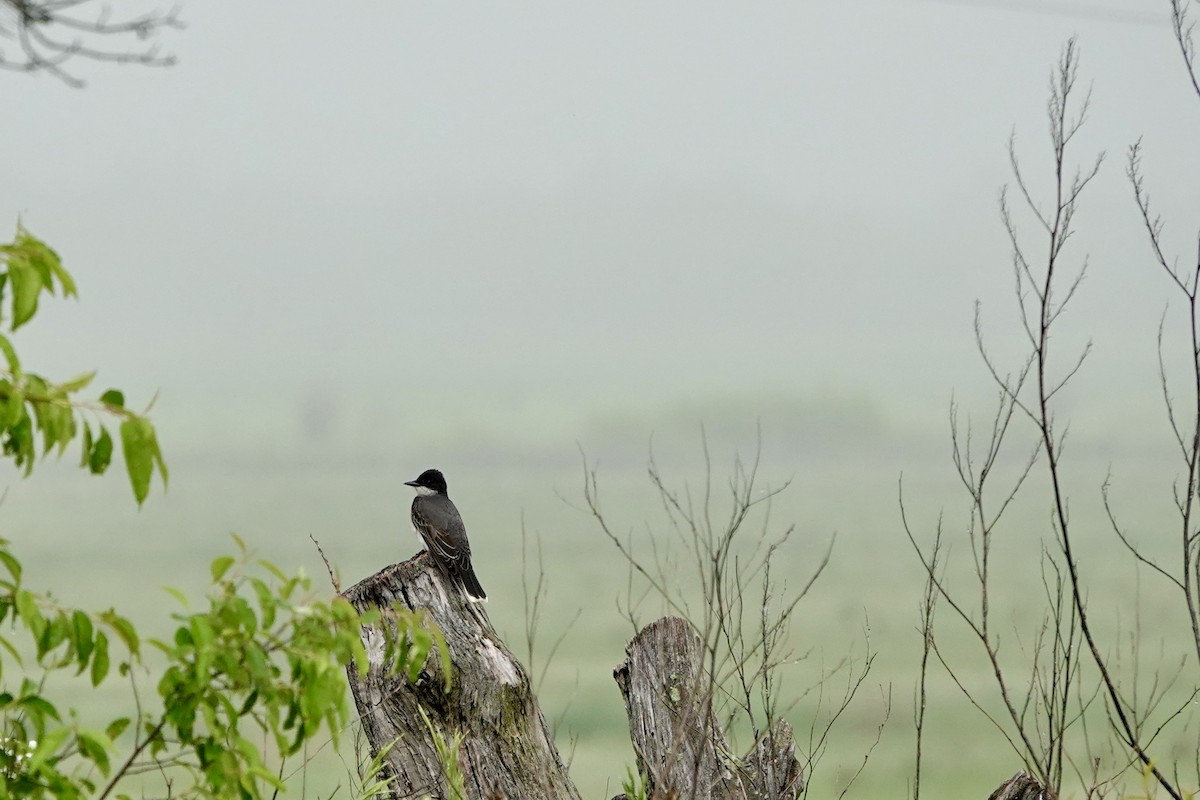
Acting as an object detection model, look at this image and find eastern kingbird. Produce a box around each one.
[404,468,487,602]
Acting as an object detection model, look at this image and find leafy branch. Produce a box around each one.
[0,223,167,505]
[0,534,443,799]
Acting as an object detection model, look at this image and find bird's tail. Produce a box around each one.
[459,564,488,603]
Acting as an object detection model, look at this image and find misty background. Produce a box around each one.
[4,1,1200,797]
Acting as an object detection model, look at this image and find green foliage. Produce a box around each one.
[351,737,398,799]
[0,534,442,799]
[0,223,166,505]
[418,707,466,800]
[0,223,448,797]
[0,225,76,330]
[620,765,649,800]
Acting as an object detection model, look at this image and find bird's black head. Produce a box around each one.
[405,468,448,495]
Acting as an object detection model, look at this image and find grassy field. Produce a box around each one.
[4,417,1198,799]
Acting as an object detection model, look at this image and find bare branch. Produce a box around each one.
[0,0,181,87]
[1170,0,1200,101]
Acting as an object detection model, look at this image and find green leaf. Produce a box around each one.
[118,416,166,504]
[5,409,34,474]
[91,631,110,686]
[14,226,54,288]
[59,370,96,392]
[238,689,259,717]
[79,422,93,469]
[2,385,24,429]
[105,717,131,742]
[72,610,94,668]
[14,589,44,638]
[38,613,68,659]
[31,386,75,456]
[99,389,125,409]
[173,626,193,648]
[0,546,21,584]
[25,725,70,773]
[0,333,20,375]
[189,615,214,650]
[101,611,140,656]
[120,417,154,505]
[257,559,288,582]
[23,230,75,299]
[19,693,61,722]
[162,585,190,608]
[0,630,21,667]
[250,578,276,629]
[150,424,168,487]
[76,729,113,776]
[405,626,431,682]
[210,555,235,583]
[89,425,113,474]
[7,254,41,331]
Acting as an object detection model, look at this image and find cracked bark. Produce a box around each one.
[343,557,804,800]
[342,553,581,800]
[986,772,1056,800]
[344,556,1057,800]
[612,616,804,800]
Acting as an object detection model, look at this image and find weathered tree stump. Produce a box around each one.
[613,616,804,800]
[342,553,581,800]
[344,558,801,799]
[345,556,1056,800]
[986,772,1056,800]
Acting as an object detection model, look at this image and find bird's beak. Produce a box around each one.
[404,480,419,487]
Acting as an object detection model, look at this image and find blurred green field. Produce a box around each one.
[4,412,1198,800]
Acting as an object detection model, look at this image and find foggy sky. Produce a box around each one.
[4,0,1200,459]
[6,7,1200,796]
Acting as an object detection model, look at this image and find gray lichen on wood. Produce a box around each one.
[987,772,1056,800]
[344,558,1069,800]
[344,557,805,800]
[613,616,804,800]
[342,553,581,800]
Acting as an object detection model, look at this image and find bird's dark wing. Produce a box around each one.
[412,495,472,566]
[411,495,486,601]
